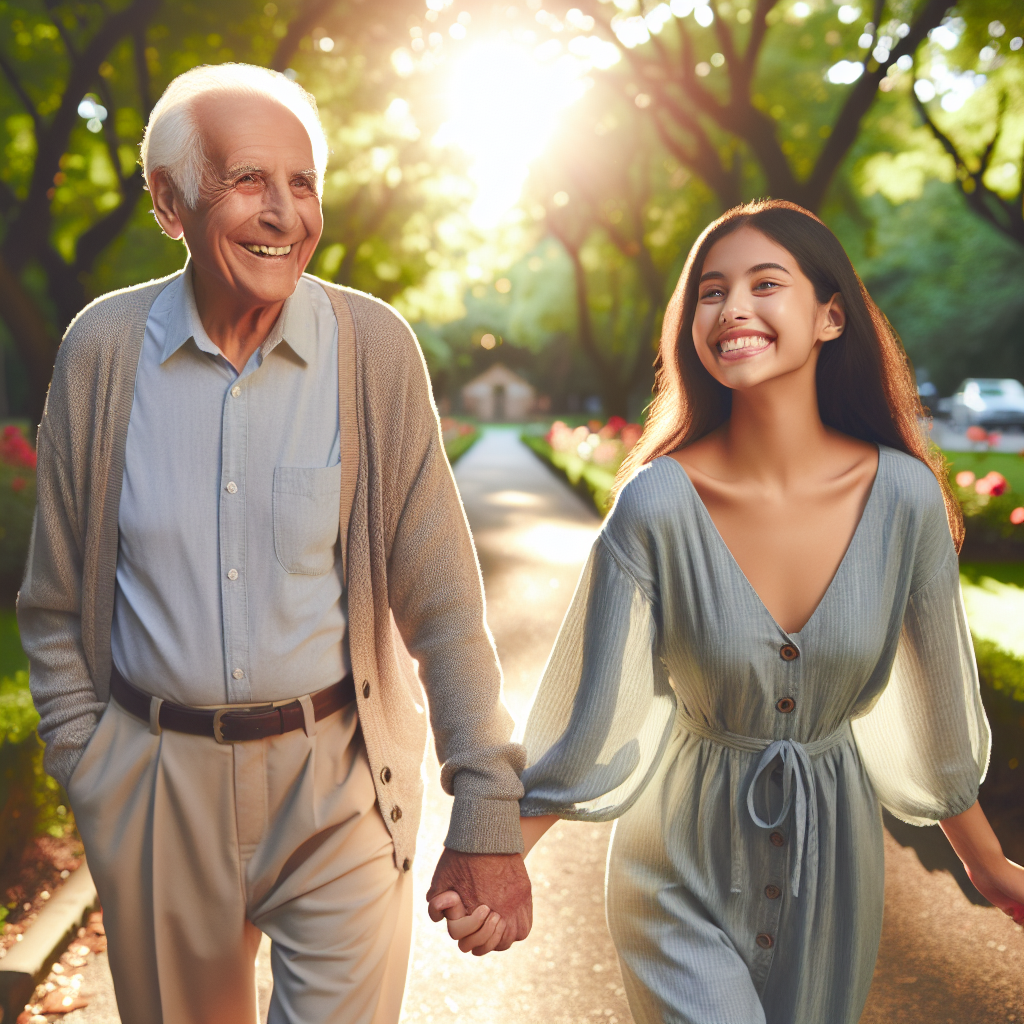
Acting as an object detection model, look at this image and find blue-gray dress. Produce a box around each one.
[519,447,989,1024]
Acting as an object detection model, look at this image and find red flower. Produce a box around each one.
[1010,507,1024,526]
[975,471,1008,497]
[11,476,26,492]
[965,425,988,442]
[0,425,37,470]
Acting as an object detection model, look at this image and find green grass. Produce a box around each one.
[444,427,480,465]
[0,608,27,678]
[942,450,1024,492]
[522,434,617,514]
[960,562,1024,588]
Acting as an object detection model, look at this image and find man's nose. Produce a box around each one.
[260,179,301,232]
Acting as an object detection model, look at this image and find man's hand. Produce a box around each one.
[426,848,532,953]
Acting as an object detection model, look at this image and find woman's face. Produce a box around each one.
[691,225,845,392]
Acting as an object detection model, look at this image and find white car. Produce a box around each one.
[950,378,1024,432]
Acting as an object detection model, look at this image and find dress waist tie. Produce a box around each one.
[678,708,852,899]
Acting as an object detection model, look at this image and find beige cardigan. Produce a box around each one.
[17,271,526,868]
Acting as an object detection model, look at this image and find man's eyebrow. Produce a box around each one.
[224,163,264,178]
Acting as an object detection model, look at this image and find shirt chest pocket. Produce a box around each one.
[273,465,342,576]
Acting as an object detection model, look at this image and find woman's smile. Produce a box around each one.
[716,331,776,360]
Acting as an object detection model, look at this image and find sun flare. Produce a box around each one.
[435,40,595,226]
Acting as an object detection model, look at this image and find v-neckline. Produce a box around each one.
[660,446,883,638]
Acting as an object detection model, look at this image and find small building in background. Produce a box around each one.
[461,364,536,421]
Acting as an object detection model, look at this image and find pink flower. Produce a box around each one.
[1010,507,1024,526]
[955,471,976,488]
[965,425,988,442]
[620,423,643,451]
[975,471,1008,496]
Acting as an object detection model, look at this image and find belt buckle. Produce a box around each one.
[212,708,241,744]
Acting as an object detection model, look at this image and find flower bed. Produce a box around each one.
[524,417,642,515]
[949,453,1024,560]
[0,425,36,600]
[440,418,480,466]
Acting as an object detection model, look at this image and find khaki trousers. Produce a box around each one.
[67,696,413,1024]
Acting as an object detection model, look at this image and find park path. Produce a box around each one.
[61,429,1020,1024]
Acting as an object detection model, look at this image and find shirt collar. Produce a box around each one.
[160,262,314,366]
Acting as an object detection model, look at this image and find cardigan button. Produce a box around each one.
[391,806,402,822]
[381,766,392,784]
[769,831,785,847]
[362,681,371,699]
[403,858,412,872]
[775,697,796,714]
[756,933,774,950]
[779,644,799,661]
[764,884,781,900]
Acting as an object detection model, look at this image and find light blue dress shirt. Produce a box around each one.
[111,267,349,706]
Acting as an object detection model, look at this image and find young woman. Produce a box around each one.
[430,200,1024,1022]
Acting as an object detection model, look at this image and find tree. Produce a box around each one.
[544,0,1012,213]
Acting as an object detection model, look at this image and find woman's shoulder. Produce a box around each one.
[609,456,692,527]
[877,445,946,515]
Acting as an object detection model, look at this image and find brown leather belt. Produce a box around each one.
[110,666,355,743]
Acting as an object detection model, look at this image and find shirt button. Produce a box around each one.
[227,569,238,581]
[776,696,796,714]
[226,481,238,494]
[765,884,781,899]
[232,668,244,680]
[230,385,241,398]
[402,857,412,872]
[779,644,799,661]
[756,933,774,949]
[390,806,402,822]
[769,831,785,847]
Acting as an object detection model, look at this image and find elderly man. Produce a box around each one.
[18,63,530,1024]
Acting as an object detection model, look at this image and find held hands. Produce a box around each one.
[426,848,533,956]
[965,858,1024,926]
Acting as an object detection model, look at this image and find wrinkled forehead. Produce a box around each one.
[192,91,316,175]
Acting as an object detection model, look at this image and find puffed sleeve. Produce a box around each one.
[852,519,990,826]
[519,510,677,821]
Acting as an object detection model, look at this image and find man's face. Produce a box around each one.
[174,93,323,306]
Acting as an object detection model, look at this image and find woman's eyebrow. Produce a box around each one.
[748,262,790,274]
[699,270,725,282]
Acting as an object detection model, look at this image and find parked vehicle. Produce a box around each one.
[950,378,1024,432]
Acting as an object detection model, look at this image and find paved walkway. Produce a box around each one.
[61,429,1021,1023]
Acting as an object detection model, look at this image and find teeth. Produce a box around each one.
[719,334,773,354]
[243,244,292,256]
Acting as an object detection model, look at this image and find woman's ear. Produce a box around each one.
[820,291,846,342]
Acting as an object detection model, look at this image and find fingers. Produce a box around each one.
[473,916,508,956]
[427,890,466,923]
[447,904,491,941]
[457,910,503,953]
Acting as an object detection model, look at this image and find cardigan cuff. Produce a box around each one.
[444,796,524,855]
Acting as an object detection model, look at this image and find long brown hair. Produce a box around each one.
[614,199,963,550]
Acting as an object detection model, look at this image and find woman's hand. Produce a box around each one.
[964,859,1024,925]
[940,800,1024,925]
[427,890,509,954]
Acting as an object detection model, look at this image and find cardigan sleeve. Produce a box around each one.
[520,519,677,821]
[852,547,990,826]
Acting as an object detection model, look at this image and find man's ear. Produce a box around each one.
[821,291,846,341]
[148,168,186,241]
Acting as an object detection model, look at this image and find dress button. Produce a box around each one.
[226,481,238,494]
[769,831,785,847]
[775,696,796,714]
[381,766,392,784]
[362,681,371,699]
[232,668,244,680]
[391,806,402,822]
[779,644,799,661]
[765,884,781,900]
[756,933,774,949]
[230,385,241,398]
[227,569,238,581]
[402,858,412,872]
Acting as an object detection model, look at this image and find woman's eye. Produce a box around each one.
[754,280,780,291]
[700,288,724,300]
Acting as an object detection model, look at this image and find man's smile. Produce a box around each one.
[240,242,293,257]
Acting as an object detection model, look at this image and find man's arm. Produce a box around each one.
[17,412,106,788]
[358,295,532,945]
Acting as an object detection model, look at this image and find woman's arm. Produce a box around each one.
[940,800,1024,924]
[521,814,560,857]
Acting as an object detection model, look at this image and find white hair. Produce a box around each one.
[140,63,328,209]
